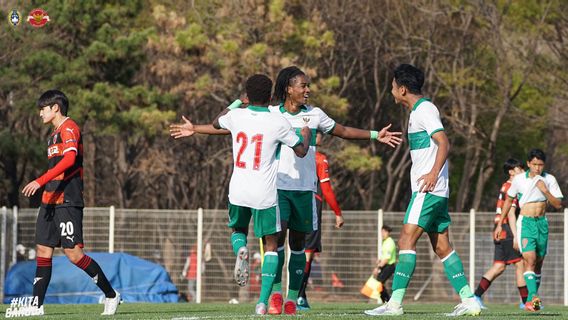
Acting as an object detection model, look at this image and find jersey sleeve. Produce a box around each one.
[278,119,301,147]
[317,154,330,183]
[315,107,336,134]
[60,123,80,154]
[418,104,444,137]
[507,177,520,198]
[547,175,564,199]
[217,112,233,131]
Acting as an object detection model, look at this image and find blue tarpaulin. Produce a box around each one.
[3,252,179,304]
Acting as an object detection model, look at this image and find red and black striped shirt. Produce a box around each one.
[41,118,84,208]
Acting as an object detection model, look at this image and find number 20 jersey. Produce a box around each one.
[218,107,301,209]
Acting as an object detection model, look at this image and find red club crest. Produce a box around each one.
[28,8,49,28]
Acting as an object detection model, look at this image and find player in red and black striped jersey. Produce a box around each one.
[474,158,526,309]
[297,132,343,310]
[21,90,120,316]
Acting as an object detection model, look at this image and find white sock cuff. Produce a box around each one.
[440,250,456,263]
[535,274,542,278]
[264,251,278,257]
[277,246,285,252]
[399,250,416,255]
[290,249,305,255]
[524,271,536,276]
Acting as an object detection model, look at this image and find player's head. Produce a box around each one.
[315,131,323,147]
[503,158,524,177]
[245,74,273,105]
[381,224,392,239]
[37,90,69,124]
[391,64,424,105]
[273,66,310,105]
[526,148,546,176]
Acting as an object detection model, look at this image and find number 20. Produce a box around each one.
[235,132,263,170]
[59,222,74,236]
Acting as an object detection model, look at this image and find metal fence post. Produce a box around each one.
[109,206,115,253]
[196,208,203,303]
[1,206,7,302]
[564,208,568,306]
[377,209,383,261]
[11,206,18,266]
[469,209,475,291]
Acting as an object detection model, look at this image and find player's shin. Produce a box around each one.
[391,250,417,304]
[75,255,116,298]
[231,232,247,256]
[33,257,52,307]
[271,246,285,292]
[286,250,306,301]
[258,252,279,304]
[442,250,473,300]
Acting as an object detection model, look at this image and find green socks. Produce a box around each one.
[442,250,473,299]
[535,273,541,292]
[524,271,537,301]
[258,252,278,304]
[286,250,306,301]
[271,247,285,293]
[230,232,247,256]
[391,250,416,304]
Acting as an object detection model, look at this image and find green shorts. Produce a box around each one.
[517,215,548,257]
[404,192,451,233]
[277,190,317,233]
[227,203,281,238]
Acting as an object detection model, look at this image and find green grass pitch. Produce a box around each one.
[2,302,567,319]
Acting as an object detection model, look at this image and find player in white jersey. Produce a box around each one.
[365,64,480,317]
[266,66,402,315]
[494,149,563,312]
[170,74,311,315]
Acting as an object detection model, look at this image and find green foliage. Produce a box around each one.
[336,145,382,172]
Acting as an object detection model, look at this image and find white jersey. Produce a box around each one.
[268,104,336,192]
[218,106,301,209]
[407,98,449,198]
[507,171,564,208]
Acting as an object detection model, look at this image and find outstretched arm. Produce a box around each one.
[331,123,403,147]
[170,114,230,139]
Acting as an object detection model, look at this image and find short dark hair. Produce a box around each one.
[273,66,305,104]
[37,90,69,116]
[382,225,392,233]
[527,148,546,162]
[393,64,424,94]
[246,74,273,105]
[503,158,523,175]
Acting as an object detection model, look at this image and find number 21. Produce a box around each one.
[235,132,263,170]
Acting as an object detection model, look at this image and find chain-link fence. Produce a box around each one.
[1,206,567,305]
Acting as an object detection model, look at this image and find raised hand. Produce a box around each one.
[170,116,195,139]
[377,124,403,148]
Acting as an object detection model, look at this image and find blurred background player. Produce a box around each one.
[494,149,563,312]
[170,74,311,315]
[372,225,397,304]
[296,132,344,310]
[21,90,120,316]
[474,159,526,309]
[181,245,198,302]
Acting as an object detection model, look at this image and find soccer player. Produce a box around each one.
[296,132,344,311]
[372,225,397,304]
[475,159,526,309]
[171,74,312,315]
[494,149,563,312]
[21,90,120,316]
[365,64,481,316]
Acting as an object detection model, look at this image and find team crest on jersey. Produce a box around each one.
[27,8,49,28]
[302,116,310,124]
[8,9,21,26]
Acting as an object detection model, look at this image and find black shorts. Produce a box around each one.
[376,263,396,283]
[305,198,323,253]
[493,223,522,264]
[35,206,84,249]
